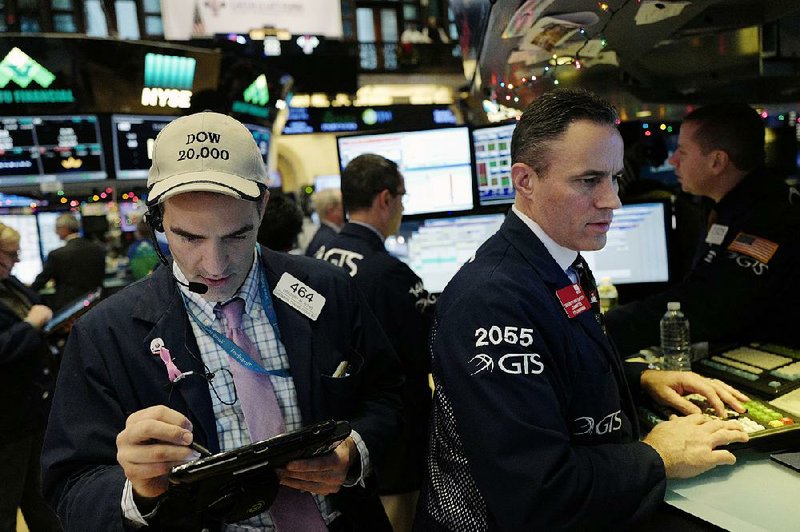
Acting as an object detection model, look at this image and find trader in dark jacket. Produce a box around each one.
[606,103,800,355]
[30,213,106,311]
[318,154,434,532]
[0,223,61,531]
[42,112,403,531]
[306,188,344,257]
[416,89,749,531]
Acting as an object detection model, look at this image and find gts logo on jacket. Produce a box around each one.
[317,247,364,277]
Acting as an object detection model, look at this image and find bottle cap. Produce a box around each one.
[667,301,681,311]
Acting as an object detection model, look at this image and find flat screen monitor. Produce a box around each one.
[0,115,106,186]
[472,122,516,206]
[314,174,340,192]
[111,114,173,180]
[0,213,42,285]
[37,211,81,262]
[385,213,505,293]
[336,127,474,216]
[582,202,670,285]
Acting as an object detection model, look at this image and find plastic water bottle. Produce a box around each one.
[660,302,692,371]
[597,276,618,314]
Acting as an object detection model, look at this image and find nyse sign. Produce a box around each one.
[141,87,192,109]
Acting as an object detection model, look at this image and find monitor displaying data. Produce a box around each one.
[0,213,42,285]
[314,174,341,192]
[244,123,271,166]
[37,210,81,261]
[111,114,173,180]
[582,202,670,285]
[337,127,474,216]
[472,122,516,206]
[385,213,505,293]
[0,115,107,186]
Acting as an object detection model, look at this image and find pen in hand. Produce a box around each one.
[189,441,213,457]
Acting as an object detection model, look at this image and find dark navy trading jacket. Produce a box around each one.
[319,222,434,494]
[42,251,404,531]
[305,222,339,258]
[416,212,666,531]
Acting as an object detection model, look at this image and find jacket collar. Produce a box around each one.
[340,222,386,251]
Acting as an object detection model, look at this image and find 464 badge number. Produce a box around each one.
[475,325,533,347]
[289,283,314,302]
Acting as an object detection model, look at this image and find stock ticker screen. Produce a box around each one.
[0,115,106,185]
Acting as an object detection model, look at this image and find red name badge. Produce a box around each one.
[556,284,590,319]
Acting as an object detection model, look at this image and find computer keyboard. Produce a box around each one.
[695,343,800,396]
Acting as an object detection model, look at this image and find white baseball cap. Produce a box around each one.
[146,111,268,206]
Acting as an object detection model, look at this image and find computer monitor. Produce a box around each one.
[37,211,81,262]
[582,201,671,285]
[471,122,517,206]
[118,201,144,232]
[336,127,474,216]
[385,213,506,293]
[111,114,173,180]
[314,174,341,192]
[0,213,42,285]
[0,115,107,186]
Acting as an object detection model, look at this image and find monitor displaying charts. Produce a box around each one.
[471,122,517,206]
[0,213,42,285]
[0,115,107,186]
[111,114,173,180]
[337,127,474,216]
[582,202,670,285]
[385,213,505,293]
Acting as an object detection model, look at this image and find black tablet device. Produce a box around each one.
[42,287,102,335]
[169,419,351,486]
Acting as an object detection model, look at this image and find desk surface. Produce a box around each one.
[666,450,800,531]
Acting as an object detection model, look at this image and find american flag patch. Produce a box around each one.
[727,232,779,264]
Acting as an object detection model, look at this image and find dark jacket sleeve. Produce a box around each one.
[31,249,58,291]
[42,322,132,531]
[435,281,665,530]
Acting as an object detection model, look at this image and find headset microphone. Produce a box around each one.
[145,208,209,295]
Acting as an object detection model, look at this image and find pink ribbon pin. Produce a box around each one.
[150,338,183,383]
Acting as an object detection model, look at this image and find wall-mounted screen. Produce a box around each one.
[314,174,341,191]
[385,213,505,293]
[111,114,173,180]
[118,201,144,232]
[472,122,516,206]
[337,127,474,216]
[582,201,670,285]
[0,115,106,186]
[0,213,42,285]
[36,210,81,261]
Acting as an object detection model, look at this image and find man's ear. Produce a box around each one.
[257,189,271,219]
[511,162,537,198]
[376,189,392,210]
[709,150,729,174]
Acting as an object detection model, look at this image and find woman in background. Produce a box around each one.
[0,223,61,531]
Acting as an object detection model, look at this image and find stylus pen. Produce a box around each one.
[189,441,213,457]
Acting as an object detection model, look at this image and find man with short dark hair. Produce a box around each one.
[606,103,800,354]
[42,112,403,531]
[257,192,305,252]
[30,212,106,310]
[305,188,344,257]
[416,89,749,530]
[319,154,434,532]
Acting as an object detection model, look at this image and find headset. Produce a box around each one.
[145,205,208,294]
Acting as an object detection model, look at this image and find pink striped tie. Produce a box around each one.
[216,298,327,531]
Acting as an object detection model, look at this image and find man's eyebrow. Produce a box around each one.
[170,223,255,239]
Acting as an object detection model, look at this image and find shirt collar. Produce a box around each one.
[349,220,385,242]
[173,248,261,320]
[512,205,578,274]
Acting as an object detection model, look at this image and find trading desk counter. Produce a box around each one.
[666,450,799,531]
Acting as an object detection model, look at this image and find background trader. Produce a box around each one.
[318,154,434,532]
[606,103,800,354]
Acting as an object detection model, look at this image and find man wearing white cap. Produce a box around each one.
[42,112,403,531]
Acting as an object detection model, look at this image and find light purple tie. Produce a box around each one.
[216,298,327,531]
